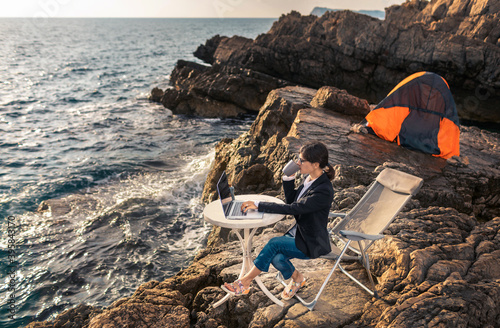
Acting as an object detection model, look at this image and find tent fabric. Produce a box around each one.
[365,71,460,159]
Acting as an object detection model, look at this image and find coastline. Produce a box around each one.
[25,1,500,326]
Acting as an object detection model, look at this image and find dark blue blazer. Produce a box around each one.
[258,172,334,258]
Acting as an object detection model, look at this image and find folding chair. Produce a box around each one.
[277,167,424,310]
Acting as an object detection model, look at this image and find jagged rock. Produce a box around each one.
[149,87,164,103]
[193,34,225,64]
[151,59,292,117]
[355,211,500,327]
[88,303,190,328]
[194,1,500,123]
[386,0,500,45]
[26,304,102,328]
[205,35,253,66]
[310,86,370,117]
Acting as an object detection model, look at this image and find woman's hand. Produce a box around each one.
[241,201,258,212]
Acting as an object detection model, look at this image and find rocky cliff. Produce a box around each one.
[28,85,500,328]
[152,0,500,123]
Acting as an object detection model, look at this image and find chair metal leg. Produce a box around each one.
[359,243,379,298]
[338,264,375,296]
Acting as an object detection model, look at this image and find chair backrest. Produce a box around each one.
[332,168,423,252]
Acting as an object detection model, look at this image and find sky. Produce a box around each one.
[0,0,407,18]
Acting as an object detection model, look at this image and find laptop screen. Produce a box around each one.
[217,171,233,212]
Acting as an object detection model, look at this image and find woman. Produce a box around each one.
[222,141,335,300]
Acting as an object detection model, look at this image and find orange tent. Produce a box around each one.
[365,72,460,159]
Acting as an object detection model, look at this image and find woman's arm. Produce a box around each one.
[241,177,298,212]
[282,179,297,204]
[258,184,332,216]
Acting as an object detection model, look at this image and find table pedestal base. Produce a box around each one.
[213,227,284,308]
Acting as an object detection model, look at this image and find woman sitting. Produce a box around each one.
[222,141,335,300]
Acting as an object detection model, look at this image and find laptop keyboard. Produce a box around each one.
[230,201,246,217]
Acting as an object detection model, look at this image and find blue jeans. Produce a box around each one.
[253,234,310,280]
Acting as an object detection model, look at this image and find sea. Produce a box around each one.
[0,17,276,328]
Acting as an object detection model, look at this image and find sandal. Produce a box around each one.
[281,278,306,300]
[221,279,250,296]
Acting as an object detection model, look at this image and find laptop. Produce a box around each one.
[216,171,264,220]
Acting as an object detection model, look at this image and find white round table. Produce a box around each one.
[203,194,285,308]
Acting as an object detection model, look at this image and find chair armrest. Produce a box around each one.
[339,230,384,241]
[329,212,347,218]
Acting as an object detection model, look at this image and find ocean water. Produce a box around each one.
[0,18,275,327]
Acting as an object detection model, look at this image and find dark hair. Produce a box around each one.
[300,141,335,180]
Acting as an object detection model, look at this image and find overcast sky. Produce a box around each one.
[0,0,406,18]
